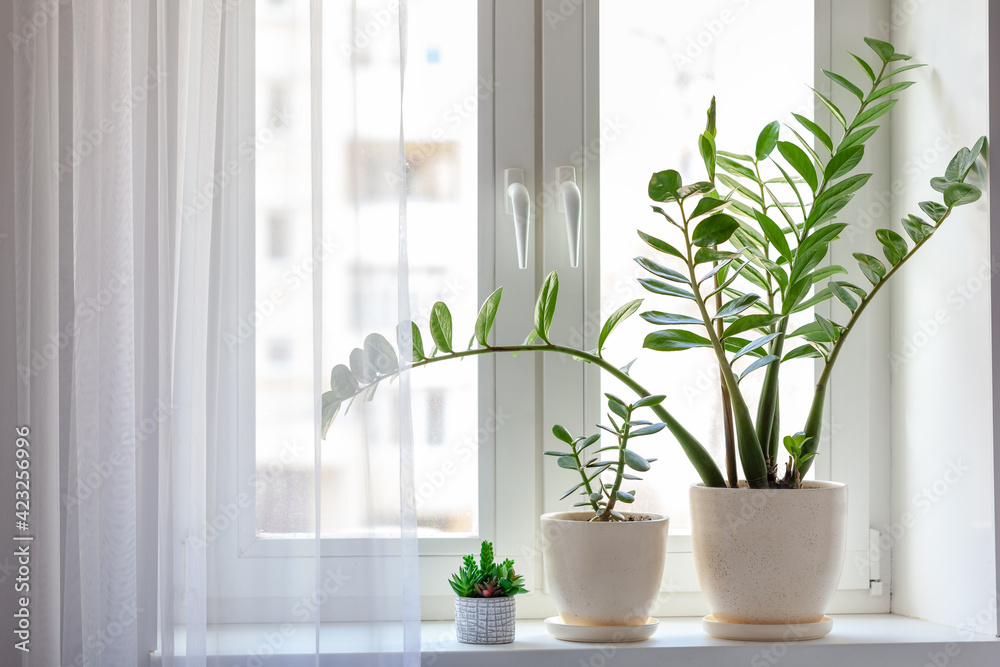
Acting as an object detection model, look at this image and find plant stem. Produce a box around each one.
[600,408,632,521]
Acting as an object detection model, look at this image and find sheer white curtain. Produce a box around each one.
[10,0,421,664]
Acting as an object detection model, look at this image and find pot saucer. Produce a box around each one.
[701,614,833,641]
[543,616,659,642]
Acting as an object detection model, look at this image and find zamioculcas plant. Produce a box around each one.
[449,541,527,598]
[322,37,986,491]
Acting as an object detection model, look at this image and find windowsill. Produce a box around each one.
[183,614,1000,667]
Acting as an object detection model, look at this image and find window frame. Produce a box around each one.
[210,0,893,623]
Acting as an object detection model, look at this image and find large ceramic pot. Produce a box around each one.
[690,481,848,629]
[540,511,669,626]
[454,596,516,644]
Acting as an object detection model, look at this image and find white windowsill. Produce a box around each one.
[168,614,1000,667]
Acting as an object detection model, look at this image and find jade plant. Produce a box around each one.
[546,395,663,521]
[449,541,527,598]
[322,37,987,491]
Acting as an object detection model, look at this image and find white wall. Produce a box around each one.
[888,0,997,634]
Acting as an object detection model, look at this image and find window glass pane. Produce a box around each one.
[599,1,815,532]
[255,0,480,537]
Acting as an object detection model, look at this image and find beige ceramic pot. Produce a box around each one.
[540,511,669,626]
[690,481,848,625]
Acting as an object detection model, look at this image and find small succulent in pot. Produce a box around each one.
[450,541,525,644]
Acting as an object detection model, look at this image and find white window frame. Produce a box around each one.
[210,0,892,623]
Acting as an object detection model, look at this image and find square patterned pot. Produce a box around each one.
[454,596,516,644]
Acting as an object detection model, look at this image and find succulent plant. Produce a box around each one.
[448,541,527,598]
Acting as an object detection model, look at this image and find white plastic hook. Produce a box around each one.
[505,169,530,270]
[557,166,581,268]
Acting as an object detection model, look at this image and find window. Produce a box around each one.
[212,0,892,621]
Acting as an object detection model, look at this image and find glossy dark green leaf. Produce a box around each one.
[756,121,781,161]
[624,449,651,472]
[944,183,982,207]
[853,252,886,285]
[791,113,833,154]
[817,173,872,204]
[717,174,765,207]
[876,228,908,265]
[776,141,818,194]
[694,247,740,265]
[806,194,852,232]
[824,146,865,181]
[693,213,740,247]
[788,321,835,343]
[689,196,729,219]
[792,288,834,313]
[330,364,360,399]
[732,332,780,361]
[429,302,454,353]
[739,354,779,381]
[649,169,682,202]
[815,314,838,341]
[640,311,703,326]
[638,278,695,300]
[782,278,813,316]
[838,126,879,153]
[718,150,754,162]
[864,36,895,62]
[598,299,643,352]
[643,329,713,352]
[677,182,715,199]
[717,156,758,181]
[785,125,825,174]
[852,99,897,129]
[783,344,823,362]
[868,80,915,102]
[822,69,864,101]
[810,87,847,129]
[635,257,689,283]
[811,265,849,282]
[475,287,504,347]
[946,148,970,181]
[714,293,761,319]
[651,205,679,227]
[848,52,876,82]
[751,209,792,262]
[902,214,935,243]
[828,281,859,312]
[534,270,559,343]
[930,177,951,193]
[637,230,685,260]
[965,136,988,172]
[721,314,780,340]
[552,424,573,444]
[791,223,848,285]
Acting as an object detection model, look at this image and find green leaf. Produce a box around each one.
[693,213,740,247]
[824,146,865,181]
[755,121,781,160]
[598,299,643,352]
[810,87,847,129]
[474,287,504,347]
[693,247,740,264]
[783,344,823,362]
[816,173,871,205]
[700,132,716,182]
[649,169,682,202]
[534,270,560,343]
[718,155,759,181]
[624,449,651,472]
[739,354,779,381]
[631,423,667,436]
[864,36,895,62]
[401,322,425,362]
[792,287,835,313]
[838,126,879,153]
[429,302,454,353]
[638,278,695,300]
[884,62,927,79]
[822,69,864,101]
[791,113,833,154]
[607,397,628,420]
[643,329,713,352]
[815,314,837,341]
[849,51,876,82]
[615,490,636,503]
[853,252,886,284]
[902,214,935,243]
[558,483,584,500]
[852,99,897,129]
[714,293,761,319]
[718,173,765,207]
[718,150,754,161]
[330,364,360,399]
[634,257,689,283]
[321,391,342,439]
[651,205,679,227]
[828,281,859,312]
[776,141,818,194]
[748,211,790,262]
[930,177,951,193]
[811,265,849,283]
[689,196,729,219]
[876,228,908,265]
[640,311,703,326]
[634,394,666,408]
[946,149,970,182]
[678,182,715,199]
[965,136,987,172]
[732,332,781,361]
[868,80,915,102]
[944,183,982,207]
[557,456,580,470]
[552,424,573,444]
[637,230,685,260]
[721,314,781,340]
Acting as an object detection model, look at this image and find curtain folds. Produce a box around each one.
[11,0,422,665]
